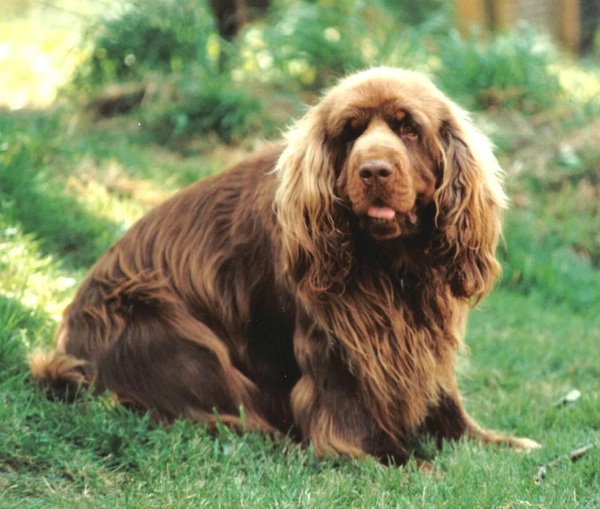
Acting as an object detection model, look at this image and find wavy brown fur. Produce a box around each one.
[30,67,540,463]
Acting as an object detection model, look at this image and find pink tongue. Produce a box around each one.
[367,206,396,220]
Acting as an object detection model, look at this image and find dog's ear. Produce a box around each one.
[274,104,352,299]
[433,107,508,300]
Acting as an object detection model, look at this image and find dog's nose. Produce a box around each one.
[358,161,393,185]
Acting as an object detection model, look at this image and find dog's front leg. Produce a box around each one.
[290,308,409,463]
[424,381,541,452]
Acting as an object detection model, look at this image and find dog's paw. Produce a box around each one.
[509,436,542,452]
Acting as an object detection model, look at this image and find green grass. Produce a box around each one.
[1,288,598,508]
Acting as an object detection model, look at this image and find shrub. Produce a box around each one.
[66,1,567,142]
[261,1,370,89]
[69,0,273,142]
[142,73,268,144]
[244,0,451,90]
[436,27,563,112]
[72,0,219,88]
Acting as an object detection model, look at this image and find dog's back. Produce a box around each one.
[30,143,299,432]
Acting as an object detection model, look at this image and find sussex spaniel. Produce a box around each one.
[30,67,540,464]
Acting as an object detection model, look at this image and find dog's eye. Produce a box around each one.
[342,119,365,142]
[399,122,419,139]
[391,112,419,140]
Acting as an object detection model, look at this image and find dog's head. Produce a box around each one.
[275,67,507,300]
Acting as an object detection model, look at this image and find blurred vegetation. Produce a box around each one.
[67,0,573,139]
[0,113,122,268]
[436,28,563,113]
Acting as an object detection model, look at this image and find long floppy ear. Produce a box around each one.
[273,105,352,300]
[433,105,508,301]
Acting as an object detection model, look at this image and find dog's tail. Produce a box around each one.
[28,351,89,401]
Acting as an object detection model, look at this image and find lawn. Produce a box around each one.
[1,1,599,508]
[1,278,598,507]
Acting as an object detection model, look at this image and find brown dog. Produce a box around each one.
[30,68,540,464]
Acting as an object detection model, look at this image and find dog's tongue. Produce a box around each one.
[367,206,396,220]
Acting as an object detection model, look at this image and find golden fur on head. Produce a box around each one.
[275,67,507,300]
[273,67,508,445]
[30,67,538,464]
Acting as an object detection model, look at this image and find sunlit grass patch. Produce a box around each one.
[557,64,600,105]
[0,218,74,325]
[0,17,83,109]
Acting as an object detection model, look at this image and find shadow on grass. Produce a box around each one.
[0,109,121,270]
[499,211,600,314]
[0,295,53,381]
